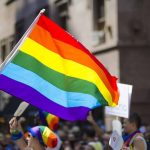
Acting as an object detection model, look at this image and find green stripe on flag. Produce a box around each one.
[12,51,108,105]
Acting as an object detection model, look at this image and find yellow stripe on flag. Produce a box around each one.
[19,38,113,105]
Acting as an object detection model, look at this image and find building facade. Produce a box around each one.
[0,0,150,126]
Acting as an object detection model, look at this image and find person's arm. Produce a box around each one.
[9,117,27,149]
[87,111,103,139]
[133,138,146,150]
[18,117,26,134]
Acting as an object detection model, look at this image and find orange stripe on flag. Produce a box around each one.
[29,24,117,101]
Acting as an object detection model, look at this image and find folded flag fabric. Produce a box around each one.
[0,14,119,121]
[26,126,58,148]
[39,110,59,130]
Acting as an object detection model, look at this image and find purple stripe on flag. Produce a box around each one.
[28,127,43,143]
[0,74,89,121]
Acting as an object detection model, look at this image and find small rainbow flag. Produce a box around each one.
[27,126,58,148]
[39,110,59,130]
[0,14,119,121]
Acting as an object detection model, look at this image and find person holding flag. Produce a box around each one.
[4,8,119,149]
[9,117,44,150]
[9,113,61,150]
[9,116,61,150]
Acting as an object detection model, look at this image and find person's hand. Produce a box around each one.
[87,111,103,139]
[9,118,27,149]
[9,117,18,132]
[87,111,95,124]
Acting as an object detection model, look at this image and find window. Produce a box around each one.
[93,0,105,30]
[1,45,6,61]
[15,19,25,43]
[10,40,14,50]
[55,0,69,30]
[92,0,105,44]
[5,0,16,5]
[0,35,15,62]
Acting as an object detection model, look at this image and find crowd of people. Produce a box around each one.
[0,110,150,150]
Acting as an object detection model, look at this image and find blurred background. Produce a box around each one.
[0,0,150,149]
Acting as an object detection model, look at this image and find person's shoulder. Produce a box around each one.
[134,136,145,143]
[133,135,147,150]
[134,133,145,142]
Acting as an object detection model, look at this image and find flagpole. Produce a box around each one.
[0,9,45,72]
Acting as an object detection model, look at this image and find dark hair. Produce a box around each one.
[129,113,141,129]
[85,127,95,138]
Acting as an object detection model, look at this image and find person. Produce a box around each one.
[122,113,147,150]
[9,117,45,150]
[9,117,61,150]
[86,111,103,150]
[87,111,103,140]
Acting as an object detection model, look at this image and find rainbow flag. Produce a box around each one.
[39,110,59,130]
[26,126,58,148]
[0,14,119,121]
